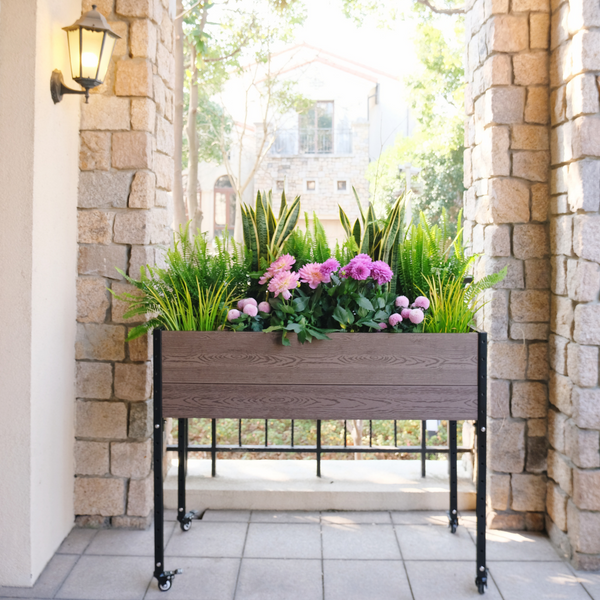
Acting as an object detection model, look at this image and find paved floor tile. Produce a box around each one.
[164,510,178,522]
[145,558,239,600]
[85,523,175,557]
[0,555,78,599]
[322,523,401,560]
[405,561,503,599]
[56,529,97,555]
[321,511,391,525]
[396,524,474,560]
[491,561,591,599]
[571,570,600,600]
[202,511,250,523]
[250,511,319,524]
[323,560,412,600]
[244,524,321,559]
[478,530,562,562]
[166,522,248,558]
[55,555,152,600]
[235,559,322,600]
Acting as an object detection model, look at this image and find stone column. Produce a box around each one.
[75,0,174,528]
[546,0,600,570]
[464,0,552,530]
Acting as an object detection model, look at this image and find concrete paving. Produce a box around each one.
[0,510,597,600]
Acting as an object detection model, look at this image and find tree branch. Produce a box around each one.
[204,47,243,63]
[415,0,464,15]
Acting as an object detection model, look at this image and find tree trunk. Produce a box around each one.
[186,43,202,233]
[350,420,363,460]
[173,0,187,231]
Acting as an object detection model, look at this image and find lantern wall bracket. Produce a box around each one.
[51,70,89,104]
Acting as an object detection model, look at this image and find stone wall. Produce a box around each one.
[75,0,174,528]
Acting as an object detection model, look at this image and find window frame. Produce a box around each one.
[298,100,334,155]
[213,176,236,237]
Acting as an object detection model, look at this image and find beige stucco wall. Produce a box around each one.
[0,0,80,587]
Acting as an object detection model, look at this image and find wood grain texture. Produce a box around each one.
[161,331,478,387]
[161,383,478,420]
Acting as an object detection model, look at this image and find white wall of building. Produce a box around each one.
[0,0,79,586]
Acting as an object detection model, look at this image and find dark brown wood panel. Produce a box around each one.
[161,332,478,387]
[161,383,478,420]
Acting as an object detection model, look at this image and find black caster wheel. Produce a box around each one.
[449,523,457,534]
[478,583,486,595]
[158,579,172,592]
[180,520,192,532]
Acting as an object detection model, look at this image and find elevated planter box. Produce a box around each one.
[152,330,488,594]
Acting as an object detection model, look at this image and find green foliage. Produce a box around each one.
[283,213,332,268]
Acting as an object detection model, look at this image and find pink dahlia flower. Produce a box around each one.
[401,308,411,320]
[370,260,393,285]
[268,270,300,300]
[408,309,424,324]
[258,254,296,284]
[258,301,270,313]
[351,261,371,280]
[320,258,340,277]
[413,296,430,310]
[389,313,403,327]
[395,295,409,308]
[227,309,241,321]
[379,322,387,329]
[243,304,258,317]
[299,263,327,289]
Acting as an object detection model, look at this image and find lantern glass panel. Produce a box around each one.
[66,28,81,79]
[80,28,104,80]
[96,34,116,83]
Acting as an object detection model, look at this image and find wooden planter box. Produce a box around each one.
[152,330,489,594]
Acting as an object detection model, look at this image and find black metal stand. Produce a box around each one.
[177,419,199,531]
[476,332,488,594]
[448,420,459,533]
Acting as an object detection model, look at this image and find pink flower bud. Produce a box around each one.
[395,295,409,308]
[245,298,258,307]
[389,313,403,327]
[401,308,411,319]
[379,322,387,329]
[258,301,271,313]
[413,296,430,310]
[227,309,241,321]
[408,309,424,324]
[237,298,257,310]
[243,304,258,317]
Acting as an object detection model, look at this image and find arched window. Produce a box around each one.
[214,176,236,237]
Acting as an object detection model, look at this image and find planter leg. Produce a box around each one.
[475,332,487,594]
[421,420,427,477]
[316,420,321,477]
[177,418,198,532]
[448,420,458,533]
[211,418,217,477]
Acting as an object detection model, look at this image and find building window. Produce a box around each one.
[299,101,334,154]
[337,180,347,191]
[306,180,316,191]
[276,180,285,190]
[214,175,236,237]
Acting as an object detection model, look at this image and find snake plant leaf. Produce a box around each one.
[339,206,352,238]
[351,218,361,248]
[278,190,287,219]
[255,191,270,251]
[352,186,365,225]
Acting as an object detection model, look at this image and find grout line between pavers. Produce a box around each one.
[391,511,416,600]
[319,511,325,600]
[52,529,99,599]
[231,513,251,600]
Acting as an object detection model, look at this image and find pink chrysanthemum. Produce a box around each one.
[389,313,403,327]
[409,309,424,324]
[320,258,340,277]
[227,309,241,321]
[237,298,257,310]
[379,322,387,329]
[401,308,411,319]
[258,254,296,284]
[243,304,258,317]
[299,263,327,289]
[413,296,430,310]
[268,270,300,300]
[351,262,371,280]
[395,296,409,308]
[258,301,270,313]
[370,260,393,285]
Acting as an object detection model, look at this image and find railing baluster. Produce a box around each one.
[265,419,268,447]
[394,420,397,447]
[369,420,373,447]
[421,420,427,478]
[238,419,242,447]
[316,420,322,477]
[211,418,217,477]
[344,420,347,447]
[291,419,294,447]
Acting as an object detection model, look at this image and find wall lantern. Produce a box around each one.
[51,5,121,104]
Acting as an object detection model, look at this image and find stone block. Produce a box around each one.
[78,245,128,280]
[77,278,110,323]
[111,515,151,529]
[75,400,128,440]
[160,9,173,50]
[489,178,530,223]
[108,20,128,58]
[74,478,125,517]
[551,121,572,164]
[513,224,549,260]
[111,281,144,324]
[549,371,573,415]
[511,125,549,151]
[568,160,600,213]
[525,86,549,124]
[551,257,568,295]
[530,12,550,49]
[567,343,598,387]
[548,408,567,453]
[76,362,112,399]
[155,190,171,208]
[111,439,151,478]
[129,399,152,438]
[572,386,600,429]
[514,53,549,86]
[127,475,153,516]
[573,468,600,510]
[551,3,570,51]
[550,42,572,88]
[129,245,155,279]
[573,214,600,263]
[78,210,114,245]
[156,42,174,85]
[531,184,549,222]
[473,224,484,254]
[154,152,174,191]
[525,259,550,289]
[487,15,529,52]
[130,19,156,61]
[573,116,600,158]
[114,362,152,401]
[489,473,510,510]
[511,473,546,511]
[128,331,151,362]
[489,341,527,379]
[75,441,109,476]
[153,74,166,116]
[510,323,549,340]
[483,0,508,18]
[81,96,130,131]
[510,290,549,322]
[527,433,548,473]
[484,289,508,340]
[82,0,114,13]
[528,418,547,437]
[574,304,600,345]
[572,552,600,571]
[79,171,132,209]
[489,418,526,473]
[480,257,525,289]
[112,132,152,170]
[113,210,152,245]
[129,171,156,209]
[550,194,568,215]
[550,215,572,256]
[567,74,600,120]
[150,208,172,244]
[116,59,153,98]
[568,501,600,554]
[156,115,174,156]
[483,54,511,87]
[512,150,550,182]
[485,87,527,124]
[566,420,600,468]
[512,381,547,418]
[488,379,510,418]
[551,86,567,126]
[552,165,568,195]
[549,333,568,375]
[548,448,572,495]
[546,481,568,530]
[571,30,600,74]
[483,126,510,176]
[116,0,153,19]
[488,511,526,530]
[512,0,549,9]
[80,132,110,171]
[484,224,510,257]
[131,98,156,133]
[76,323,125,361]
[527,342,549,380]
